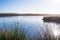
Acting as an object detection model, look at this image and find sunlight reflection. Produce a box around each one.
[53,30,58,36]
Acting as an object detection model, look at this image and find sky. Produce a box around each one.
[0,0,60,14]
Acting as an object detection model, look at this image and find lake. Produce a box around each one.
[0,16,60,40]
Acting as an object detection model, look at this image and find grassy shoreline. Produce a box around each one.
[43,17,60,23]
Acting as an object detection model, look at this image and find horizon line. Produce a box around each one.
[0,13,60,17]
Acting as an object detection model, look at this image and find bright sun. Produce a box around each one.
[52,0,60,4]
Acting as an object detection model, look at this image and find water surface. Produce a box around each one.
[0,16,60,40]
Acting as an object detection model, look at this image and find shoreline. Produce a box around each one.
[43,17,60,23]
[0,13,60,17]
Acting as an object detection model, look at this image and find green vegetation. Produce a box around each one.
[0,21,58,40]
[0,22,29,40]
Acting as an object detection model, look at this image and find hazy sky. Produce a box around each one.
[0,0,60,14]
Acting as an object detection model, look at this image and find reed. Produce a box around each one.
[0,22,28,40]
[0,20,58,40]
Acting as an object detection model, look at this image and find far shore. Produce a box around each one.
[0,13,60,17]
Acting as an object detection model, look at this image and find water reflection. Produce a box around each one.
[44,22,60,40]
[0,16,44,40]
[0,16,60,40]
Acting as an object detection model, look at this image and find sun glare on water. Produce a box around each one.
[53,28,60,37]
[53,30,58,36]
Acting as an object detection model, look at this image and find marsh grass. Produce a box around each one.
[0,22,29,40]
[0,21,58,40]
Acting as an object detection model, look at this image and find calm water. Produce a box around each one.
[0,16,60,39]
